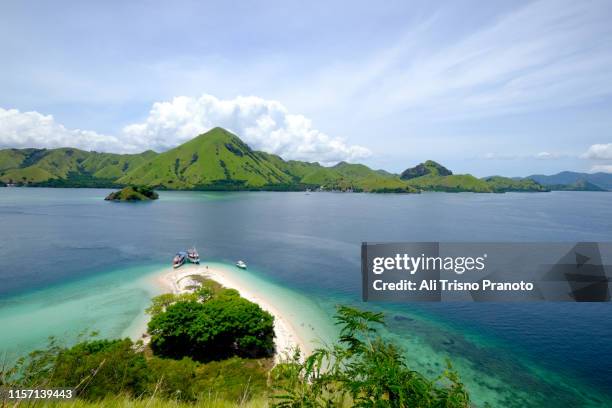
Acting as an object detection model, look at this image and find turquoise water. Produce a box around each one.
[0,261,337,360]
[1,188,611,407]
[0,263,163,357]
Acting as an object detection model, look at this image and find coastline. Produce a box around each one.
[152,263,316,362]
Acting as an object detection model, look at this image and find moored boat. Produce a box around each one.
[187,247,200,264]
[236,260,247,269]
[173,251,186,268]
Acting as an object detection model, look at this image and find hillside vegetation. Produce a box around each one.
[118,128,292,189]
[0,127,547,193]
[544,179,607,191]
[0,147,156,187]
[104,185,159,201]
[400,160,452,179]
[401,161,548,193]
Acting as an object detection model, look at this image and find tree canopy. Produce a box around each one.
[147,288,275,361]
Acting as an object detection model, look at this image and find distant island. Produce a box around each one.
[518,171,612,191]
[0,127,609,192]
[104,185,159,201]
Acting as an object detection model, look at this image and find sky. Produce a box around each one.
[1,0,612,176]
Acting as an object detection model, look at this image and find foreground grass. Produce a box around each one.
[2,395,268,408]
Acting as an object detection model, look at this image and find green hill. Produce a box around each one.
[0,127,550,193]
[482,176,550,192]
[0,149,33,171]
[105,185,159,201]
[0,147,156,186]
[118,128,416,192]
[301,162,415,192]
[254,151,323,181]
[81,150,157,179]
[545,179,606,191]
[118,127,293,189]
[405,173,492,192]
[526,171,612,190]
[400,162,548,193]
[400,160,452,180]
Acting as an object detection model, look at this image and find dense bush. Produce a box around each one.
[148,300,207,359]
[8,339,151,400]
[148,288,275,361]
[4,337,270,402]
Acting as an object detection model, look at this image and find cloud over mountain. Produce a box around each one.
[590,164,612,173]
[0,95,371,164]
[121,95,371,164]
[582,143,612,160]
[0,107,128,152]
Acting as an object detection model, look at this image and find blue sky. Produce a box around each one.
[1,0,612,176]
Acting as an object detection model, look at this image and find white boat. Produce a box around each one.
[236,260,247,269]
[187,247,200,264]
[173,252,186,269]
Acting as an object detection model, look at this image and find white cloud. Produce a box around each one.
[590,165,612,173]
[0,107,132,152]
[121,94,371,164]
[482,152,520,160]
[583,143,612,174]
[0,96,371,164]
[582,143,612,160]
[482,151,566,160]
[536,152,552,159]
[534,151,569,160]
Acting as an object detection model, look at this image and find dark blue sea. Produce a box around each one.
[0,188,611,407]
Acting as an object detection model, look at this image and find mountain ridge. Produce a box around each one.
[0,127,593,193]
[522,171,612,191]
[0,147,157,187]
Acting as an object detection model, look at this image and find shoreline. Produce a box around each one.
[152,263,312,362]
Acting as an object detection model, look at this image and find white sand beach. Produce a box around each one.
[154,263,313,362]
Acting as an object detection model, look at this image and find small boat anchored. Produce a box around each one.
[187,247,200,264]
[173,251,186,269]
[236,260,247,269]
[172,247,201,269]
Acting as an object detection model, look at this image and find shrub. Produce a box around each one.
[271,306,470,408]
[12,338,151,400]
[148,288,275,362]
[149,301,207,359]
[5,338,271,403]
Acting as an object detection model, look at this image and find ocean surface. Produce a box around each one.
[0,188,611,407]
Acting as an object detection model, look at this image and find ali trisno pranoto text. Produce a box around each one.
[372,279,534,292]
